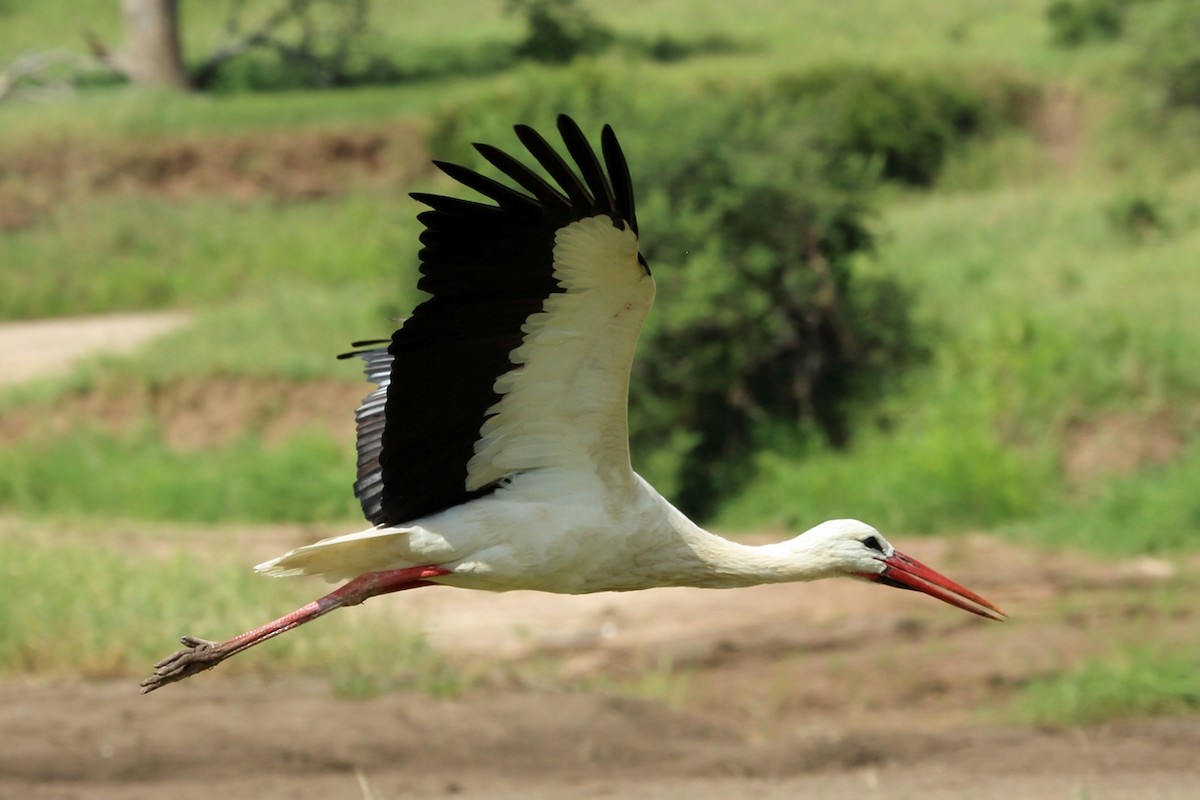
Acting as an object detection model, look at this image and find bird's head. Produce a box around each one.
[789,519,1007,621]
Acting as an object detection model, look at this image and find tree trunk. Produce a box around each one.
[118,0,190,90]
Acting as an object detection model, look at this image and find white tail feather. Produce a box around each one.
[254,526,413,581]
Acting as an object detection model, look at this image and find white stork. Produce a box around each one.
[141,115,1004,693]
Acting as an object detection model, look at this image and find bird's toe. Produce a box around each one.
[140,636,225,693]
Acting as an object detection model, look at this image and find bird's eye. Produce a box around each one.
[861,536,885,553]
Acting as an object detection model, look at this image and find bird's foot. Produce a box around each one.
[140,636,229,694]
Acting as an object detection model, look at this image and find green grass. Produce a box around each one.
[581,658,695,710]
[1013,647,1200,726]
[0,282,399,428]
[1007,444,1200,556]
[0,522,464,695]
[0,80,479,146]
[718,419,1061,536]
[0,425,360,523]
[115,282,411,381]
[0,192,421,321]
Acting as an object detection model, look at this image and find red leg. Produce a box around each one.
[140,565,451,694]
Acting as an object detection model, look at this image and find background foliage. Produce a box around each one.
[0,0,1198,547]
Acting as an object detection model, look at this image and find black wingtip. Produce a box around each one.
[337,339,390,360]
[514,122,593,210]
[473,141,571,213]
[600,124,637,235]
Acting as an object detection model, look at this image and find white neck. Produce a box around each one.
[665,514,842,590]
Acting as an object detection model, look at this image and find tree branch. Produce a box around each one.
[0,50,101,104]
[191,0,317,88]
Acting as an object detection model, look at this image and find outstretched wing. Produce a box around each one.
[348,114,653,528]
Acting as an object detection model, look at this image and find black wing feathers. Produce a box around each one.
[514,124,594,211]
[350,114,640,527]
[558,115,616,214]
[428,161,539,212]
[473,142,572,214]
[601,125,638,235]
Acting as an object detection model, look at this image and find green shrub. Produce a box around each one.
[506,0,614,64]
[1107,191,1168,239]
[629,111,925,517]
[1046,0,1130,47]
[775,67,1030,186]
[1132,0,1200,109]
[425,62,1031,517]
[634,32,746,63]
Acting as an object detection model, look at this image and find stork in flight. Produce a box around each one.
[141,115,1004,693]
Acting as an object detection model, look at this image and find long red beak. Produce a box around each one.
[871,549,1007,621]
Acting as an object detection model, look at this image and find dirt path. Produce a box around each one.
[0,311,187,388]
[3,677,1198,800]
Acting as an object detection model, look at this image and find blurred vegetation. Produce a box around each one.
[1046,0,1130,47]
[193,0,407,92]
[41,0,748,94]
[1044,0,1200,111]
[776,67,1039,186]
[1106,190,1168,240]
[0,195,420,320]
[2,1,1200,711]
[0,521,466,695]
[1132,0,1200,110]
[1014,644,1200,726]
[507,0,614,64]
[1,0,1197,546]
[0,427,359,523]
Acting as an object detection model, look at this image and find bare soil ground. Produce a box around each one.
[4,677,1199,800]
[3,528,1199,800]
